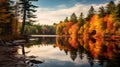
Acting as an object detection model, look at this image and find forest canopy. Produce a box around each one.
[56,1,120,38]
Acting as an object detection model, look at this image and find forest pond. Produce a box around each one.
[18,36,120,67]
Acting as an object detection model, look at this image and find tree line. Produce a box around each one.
[24,24,55,35]
[56,1,120,39]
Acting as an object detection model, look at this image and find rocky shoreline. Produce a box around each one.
[0,46,30,67]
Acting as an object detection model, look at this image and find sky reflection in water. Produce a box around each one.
[24,45,99,67]
[18,37,120,67]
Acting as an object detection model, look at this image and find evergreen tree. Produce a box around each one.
[106,1,116,14]
[114,2,120,18]
[18,0,37,24]
[70,13,77,23]
[18,0,38,35]
[86,6,95,21]
[98,6,105,17]
[78,13,84,21]
[64,17,69,22]
[78,13,84,26]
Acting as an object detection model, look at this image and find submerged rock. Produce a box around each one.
[29,59,44,64]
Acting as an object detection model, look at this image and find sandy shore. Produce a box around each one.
[0,46,30,67]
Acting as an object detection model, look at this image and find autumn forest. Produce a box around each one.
[0,0,120,67]
[56,1,120,40]
[0,1,120,38]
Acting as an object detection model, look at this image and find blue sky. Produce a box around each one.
[32,0,118,25]
[34,0,114,8]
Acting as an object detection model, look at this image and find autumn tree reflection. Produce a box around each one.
[55,36,120,67]
[24,36,120,67]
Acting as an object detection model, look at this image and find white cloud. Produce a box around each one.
[57,4,67,8]
[35,4,89,25]
[34,0,118,25]
[115,0,120,4]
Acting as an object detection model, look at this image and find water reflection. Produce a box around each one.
[25,37,55,47]
[24,36,120,67]
[56,36,120,67]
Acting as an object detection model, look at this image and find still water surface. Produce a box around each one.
[20,36,120,67]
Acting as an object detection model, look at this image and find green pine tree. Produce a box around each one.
[78,12,84,26]
[18,0,38,35]
[64,17,69,22]
[106,1,116,14]
[114,2,120,18]
[86,6,95,21]
[70,13,77,23]
[98,6,105,17]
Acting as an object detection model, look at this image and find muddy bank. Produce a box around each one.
[0,46,30,67]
